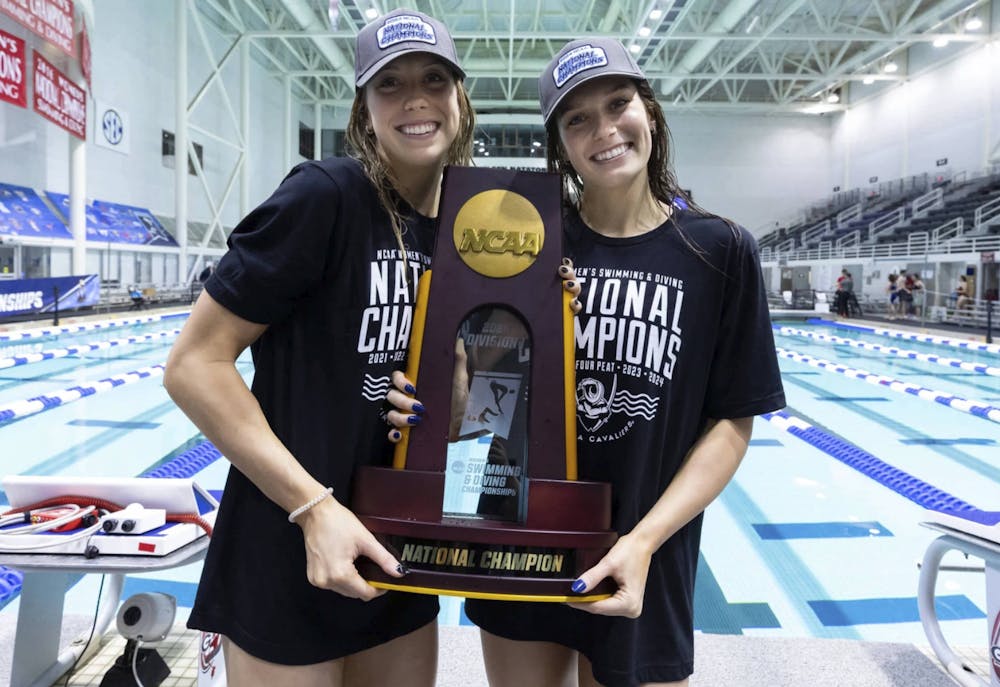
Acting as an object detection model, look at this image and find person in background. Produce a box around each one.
[956,274,972,310]
[845,271,861,316]
[909,272,925,318]
[900,270,915,317]
[835,268,852,317]
[886,273,900,319]
[163,10,475,686]
[128,285,145,310]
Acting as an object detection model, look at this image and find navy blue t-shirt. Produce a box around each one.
[188,158,439,664]
[465,206,785,686]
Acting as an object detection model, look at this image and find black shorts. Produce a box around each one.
[465,599,693,687]
[463,534,698,687]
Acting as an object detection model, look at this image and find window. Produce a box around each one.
[298,122,314,159]
[162,130,204,175]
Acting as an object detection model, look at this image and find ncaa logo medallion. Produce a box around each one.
[453,190,544,278]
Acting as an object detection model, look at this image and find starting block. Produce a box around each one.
[919,508,1000,687]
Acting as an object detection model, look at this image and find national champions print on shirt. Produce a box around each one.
[357,247,430,401]
[573,266,684,443]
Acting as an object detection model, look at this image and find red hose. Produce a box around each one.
[3,495,213,536]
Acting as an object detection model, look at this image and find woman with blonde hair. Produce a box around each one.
[164,10,474,686]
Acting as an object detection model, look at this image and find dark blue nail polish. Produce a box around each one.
[559,265,570,275]
[391,430,401,440]
[404,383,416,394]
[407,415,422,425]
[412,402,426,414]
[566,281,576,289]
[396,563,409,575]
[571,579,586,593]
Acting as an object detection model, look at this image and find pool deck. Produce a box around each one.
[0,618,988,686]
[1,306,996,685]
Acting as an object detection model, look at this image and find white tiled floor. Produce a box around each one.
[917,642,991,682]
[62,626,201,687]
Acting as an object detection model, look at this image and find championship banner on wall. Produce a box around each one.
[33,50,85,139]
[0,274,99,318]
[0,27,26,107]
[78,19,89,88]
[0,0,74,56]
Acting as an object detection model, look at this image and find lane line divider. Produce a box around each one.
[143,441,223,480]
[761,410,983,515]
[0,330,180,370]
[775,325,1000,377]
[776,347,1000,424]
[0,311,189,343]
[0,364,166,424]
[805,318,1000,355]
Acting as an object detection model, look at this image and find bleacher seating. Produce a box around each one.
[874,176,1000,245]
[759,171,1000,255]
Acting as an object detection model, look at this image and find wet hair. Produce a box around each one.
[545,78,739,256]
[346,65,475,260]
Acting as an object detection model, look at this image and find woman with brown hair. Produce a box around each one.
[464,38,785,687]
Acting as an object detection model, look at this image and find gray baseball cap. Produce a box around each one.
[355,9,465,88]
[539,38,646,124]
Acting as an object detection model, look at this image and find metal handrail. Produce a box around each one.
[765,233,1000,263]
[836,203,862,228]
[836,230,860,248]
[868,207,906,241]
[911,187,943,218]
[973,195,1000,230]
[932,217,964,242]
[907,232,929,252]
[800,219,831,247]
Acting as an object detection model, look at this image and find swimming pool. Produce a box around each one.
[0,313,995,650]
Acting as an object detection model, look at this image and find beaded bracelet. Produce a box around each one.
[287,487,334,524]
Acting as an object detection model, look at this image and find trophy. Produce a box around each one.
[352,166,617,601]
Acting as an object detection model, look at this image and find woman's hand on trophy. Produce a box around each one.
[385,260,578,444]
[385,370,425,443]
[295,493,406,600]
[386,339,471,444]
[566,532,653,618]
[560,258,582,314]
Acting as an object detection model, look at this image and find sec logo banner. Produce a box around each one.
[94,100,130,154]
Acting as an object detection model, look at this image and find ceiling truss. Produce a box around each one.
[193,0,993,114]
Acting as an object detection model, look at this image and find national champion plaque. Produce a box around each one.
[352,166,617,601]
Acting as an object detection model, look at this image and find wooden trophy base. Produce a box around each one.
[352,466,618,601]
